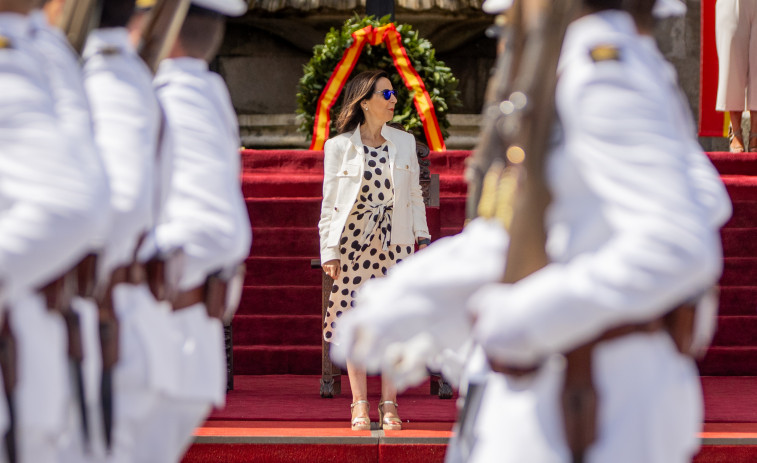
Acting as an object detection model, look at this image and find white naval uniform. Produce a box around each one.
[83,27,180,463]
[28,12,113,461]
[131,56,251,463]
[468,10,731,463]
[0,12,107,463]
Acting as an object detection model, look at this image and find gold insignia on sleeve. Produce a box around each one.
[0,35,11,49]
[589,44,621,63]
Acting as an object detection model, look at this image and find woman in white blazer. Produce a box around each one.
[318,70,430,431]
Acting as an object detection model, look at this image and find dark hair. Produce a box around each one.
[584,0,622,9]
[99,0,136,28]
[622,0,655,31]
[177,5,225,61]
[335,70,390,134]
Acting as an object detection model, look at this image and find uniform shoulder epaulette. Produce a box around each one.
[0,34,12,50]
[589,44,621,63]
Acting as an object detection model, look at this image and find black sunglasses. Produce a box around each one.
[374,89,397,100]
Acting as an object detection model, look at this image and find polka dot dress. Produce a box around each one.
[323,143,414,343]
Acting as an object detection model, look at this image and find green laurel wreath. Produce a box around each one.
[296,15,461,145]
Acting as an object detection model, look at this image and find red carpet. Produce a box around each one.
[237,150,757,377]
[214,149,757,463]
[209,376,457,422]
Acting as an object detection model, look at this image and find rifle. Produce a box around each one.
[0,312,16,463]
[467,0,583,458]
[39,260,93,451]
[137,0,191,72]
[58,0,103,54]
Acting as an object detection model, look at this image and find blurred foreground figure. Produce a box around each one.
[0,0,106,461]
[333,0,732,462]
[131,0,252,461]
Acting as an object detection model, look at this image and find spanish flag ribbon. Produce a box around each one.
[310,24,446,151]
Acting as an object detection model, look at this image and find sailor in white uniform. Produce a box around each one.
[467,4,730,463]
[0,3,107,462]
[82,1,180,461]
[334,1,732,462]
[131,0,251,461]
[27,4,113,460]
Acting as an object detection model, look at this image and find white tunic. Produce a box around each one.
[0,14,104,301]
[29,10,110,249]
[155,57,251,294]
[83,27,159,275]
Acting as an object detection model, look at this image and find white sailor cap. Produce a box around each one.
[481,0,685,17]
[653,0,686,18]
[482,0,512,14]
[191,0,247,16]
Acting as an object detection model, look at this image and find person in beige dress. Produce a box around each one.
[318,70,430,431]
[716,0,757,151]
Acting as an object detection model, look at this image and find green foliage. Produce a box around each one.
[296,15,461,145]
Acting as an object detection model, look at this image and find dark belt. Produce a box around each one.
[173,285,205,311]
[110,262,146,287]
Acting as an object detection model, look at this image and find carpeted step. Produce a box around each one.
[247,197,321,227]
[712,316,757,346]
[243,173,468,198]
[722,228,757,257]
[233,345,321,375]
[252,227,319,257]
[438,174,467,196]
[241,149,324,173]
[241,149,471,176]
[439,196,465,228]
[237,285,320,316]
[245,256,320,287]
[708,152,757,176]
[698,346,757,376]
[719,287,757,316]
[247,197,465,230]
[232,314,322,346]
[721,175,757,201]
[439,227,462,239]
[721,257,757,287]
[725,201,757,229]
[242,173,323,198]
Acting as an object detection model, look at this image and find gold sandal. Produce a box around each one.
[730,126,745,153]
[378,400,402,431]
[350,400,370,431]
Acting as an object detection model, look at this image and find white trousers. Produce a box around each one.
[11,293,67,463]
[716,0,757,110]
[465,332,701,463]
[131,303,225,463]
[107,283,182,463]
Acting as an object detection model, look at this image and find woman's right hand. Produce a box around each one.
[322,259,340,280]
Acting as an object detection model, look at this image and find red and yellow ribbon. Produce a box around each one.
[310,24,446,151]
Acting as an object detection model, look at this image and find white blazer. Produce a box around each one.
[319,124,430,263]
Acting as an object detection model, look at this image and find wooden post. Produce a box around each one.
[313,258,342,397]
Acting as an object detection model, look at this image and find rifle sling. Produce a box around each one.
[173,274,228,320]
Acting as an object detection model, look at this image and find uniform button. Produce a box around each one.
[405,165,409,169]
[343,170,348,175]
[335,207,338,211]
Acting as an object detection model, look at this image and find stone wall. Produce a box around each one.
[219,3,727,150]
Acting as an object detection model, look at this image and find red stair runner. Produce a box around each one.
[236,150,757,377]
